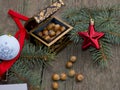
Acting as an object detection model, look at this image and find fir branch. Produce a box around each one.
[9,59,41,90]
[8,41,56,89]
[20,42,56,67]
[62,6,120,66]
[89,38,112,67]
[104,27,120,44]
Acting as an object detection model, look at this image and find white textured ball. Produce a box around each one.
[0,35,20,60]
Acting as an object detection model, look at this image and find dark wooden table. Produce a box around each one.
[0,0,120,90]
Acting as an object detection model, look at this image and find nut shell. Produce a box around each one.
[47,23,55,30]
[38,32,43,37]
[76,74,84,82]
[44,35,51,41]
[52,74,60,81]
[68,69,76,77]
[60,26,66,32]
[70,56,77,63]
[52,82,59,90]
[56,31,61,35]
[66,61,73,68]
[43,29,49,36]
[49,30,56,37]
[60,73,67,81]
[54,24,61,31]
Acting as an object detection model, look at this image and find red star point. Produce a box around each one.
[78,19,104,50]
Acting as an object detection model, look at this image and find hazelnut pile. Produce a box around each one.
[38,23,66,42]
[52,55,84,90]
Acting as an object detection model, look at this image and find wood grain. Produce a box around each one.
[0,0,120,90]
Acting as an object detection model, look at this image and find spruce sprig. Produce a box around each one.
[62,5,120,66]
[8,41,56,90]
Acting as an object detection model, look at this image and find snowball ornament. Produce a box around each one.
[0,35,20,60]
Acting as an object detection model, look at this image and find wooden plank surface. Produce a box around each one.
[0,0,120,90]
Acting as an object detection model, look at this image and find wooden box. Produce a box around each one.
[30,16,73,46]
[24,0,73,53]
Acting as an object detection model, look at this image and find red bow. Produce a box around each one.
[0,10,29,77]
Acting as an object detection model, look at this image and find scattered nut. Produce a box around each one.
[68,69,76,77]
[76,74,84,82]
[70,56,77,63]
[52,74,60,81]
[60,73,67,81]
[66,61,73,68]
[52,82,59,90]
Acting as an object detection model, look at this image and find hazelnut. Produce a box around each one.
[70,56,77,63]
[52,82,59,90]
[60,26,66,32]
[76,74,84,82]
[49,30,56,37]
[47,23,55,30]
[68,69,76,77]
[60,73,67,81]
[56,31,61,35]
[38,32,43,37]
[44,35,51,41]
[66,61,73,68]
[54,24,61,31]
[52,74,60,81]
[50,36,55,41]
[43,29,49,35]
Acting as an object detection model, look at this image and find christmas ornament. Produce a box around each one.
[0,35,20,60]
[78,19,104,50]
[0,10,29,77]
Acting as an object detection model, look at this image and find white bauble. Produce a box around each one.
[0,35,20,60]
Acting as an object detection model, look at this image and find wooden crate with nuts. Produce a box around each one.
[24,0,73,53]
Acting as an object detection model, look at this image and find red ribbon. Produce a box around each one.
[0,10,29,77]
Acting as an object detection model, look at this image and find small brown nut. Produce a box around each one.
[44,35,51,41]
[49,30,56,37]
[50,36,55,41]
[51,23,56,27]
[66,61,73,68]
[70,56,77,63]
[52,82,59,90]
[60,73,67,81]
[47,23,55,30]
[54,24,61,31]
[60,26,66,32]
[38,32,43,37]
[43,29,49,35]
[52,74,60,81]
[56,31,61,35]
[76,74,84,82]
[68,69,76,77]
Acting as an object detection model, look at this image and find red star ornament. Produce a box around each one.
[78,19,104,50]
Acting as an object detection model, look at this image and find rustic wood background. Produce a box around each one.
[0,0,120,90]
